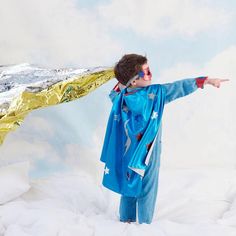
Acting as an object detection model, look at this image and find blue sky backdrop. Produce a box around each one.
[0,0,235,178]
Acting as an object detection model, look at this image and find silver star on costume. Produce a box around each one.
[114,114,120,122]
[104,167,109,175]
[151,111,158,119]
[148,93,156,100]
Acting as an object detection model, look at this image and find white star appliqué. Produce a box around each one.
[104,167,109,175]
[151,111,158,119]
[148,93,156,100]
[114,114,120,122]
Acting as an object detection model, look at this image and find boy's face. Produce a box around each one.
[131,63,152,88]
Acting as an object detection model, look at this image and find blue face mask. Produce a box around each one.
[125,69,152,87]
[138,71,145,78]
[138,69,152,78]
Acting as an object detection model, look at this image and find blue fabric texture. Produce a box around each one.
[101,78,202,223]
[100,84,166,197]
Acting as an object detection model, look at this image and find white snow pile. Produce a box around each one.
[0,163,236,236]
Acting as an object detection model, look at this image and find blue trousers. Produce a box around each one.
[119,139,161,224]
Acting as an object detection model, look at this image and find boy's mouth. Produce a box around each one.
[143,76,152,81]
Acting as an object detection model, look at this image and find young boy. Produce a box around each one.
[100,54,228,224]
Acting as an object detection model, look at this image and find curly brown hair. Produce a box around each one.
[114,54,147,85]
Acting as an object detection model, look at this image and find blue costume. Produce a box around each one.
[100,77,206,224]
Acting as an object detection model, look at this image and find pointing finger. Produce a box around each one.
[220,79,230,82]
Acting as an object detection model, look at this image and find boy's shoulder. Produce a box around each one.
[123,84,164,97]
[141,83,163,93]
[128,83,162,91]
[122,84,165,101]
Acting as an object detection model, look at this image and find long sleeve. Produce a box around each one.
[162,77,207,104]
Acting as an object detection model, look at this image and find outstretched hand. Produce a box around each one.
[205,78,230,88]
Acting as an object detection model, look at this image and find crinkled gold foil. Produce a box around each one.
[0,68,115,144]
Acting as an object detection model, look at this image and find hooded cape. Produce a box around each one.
[100,84,166,197]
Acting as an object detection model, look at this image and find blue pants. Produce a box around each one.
[119,140,161,224]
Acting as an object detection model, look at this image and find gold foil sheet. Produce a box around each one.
[0,66,114,144]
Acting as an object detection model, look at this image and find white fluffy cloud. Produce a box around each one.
[63,126,106,182]
[99,0,231,38]
[0,0,122,67]
[159,45,236,80]
[159,45,236,169]
[204,46,236,79]
[0,114,62,170]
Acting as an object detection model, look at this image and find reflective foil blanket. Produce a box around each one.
[0,63,114,144]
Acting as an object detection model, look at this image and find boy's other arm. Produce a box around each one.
[162,77,207,104]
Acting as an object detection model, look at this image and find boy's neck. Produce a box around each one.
[127,86,143,91]
[129,85,140,89]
